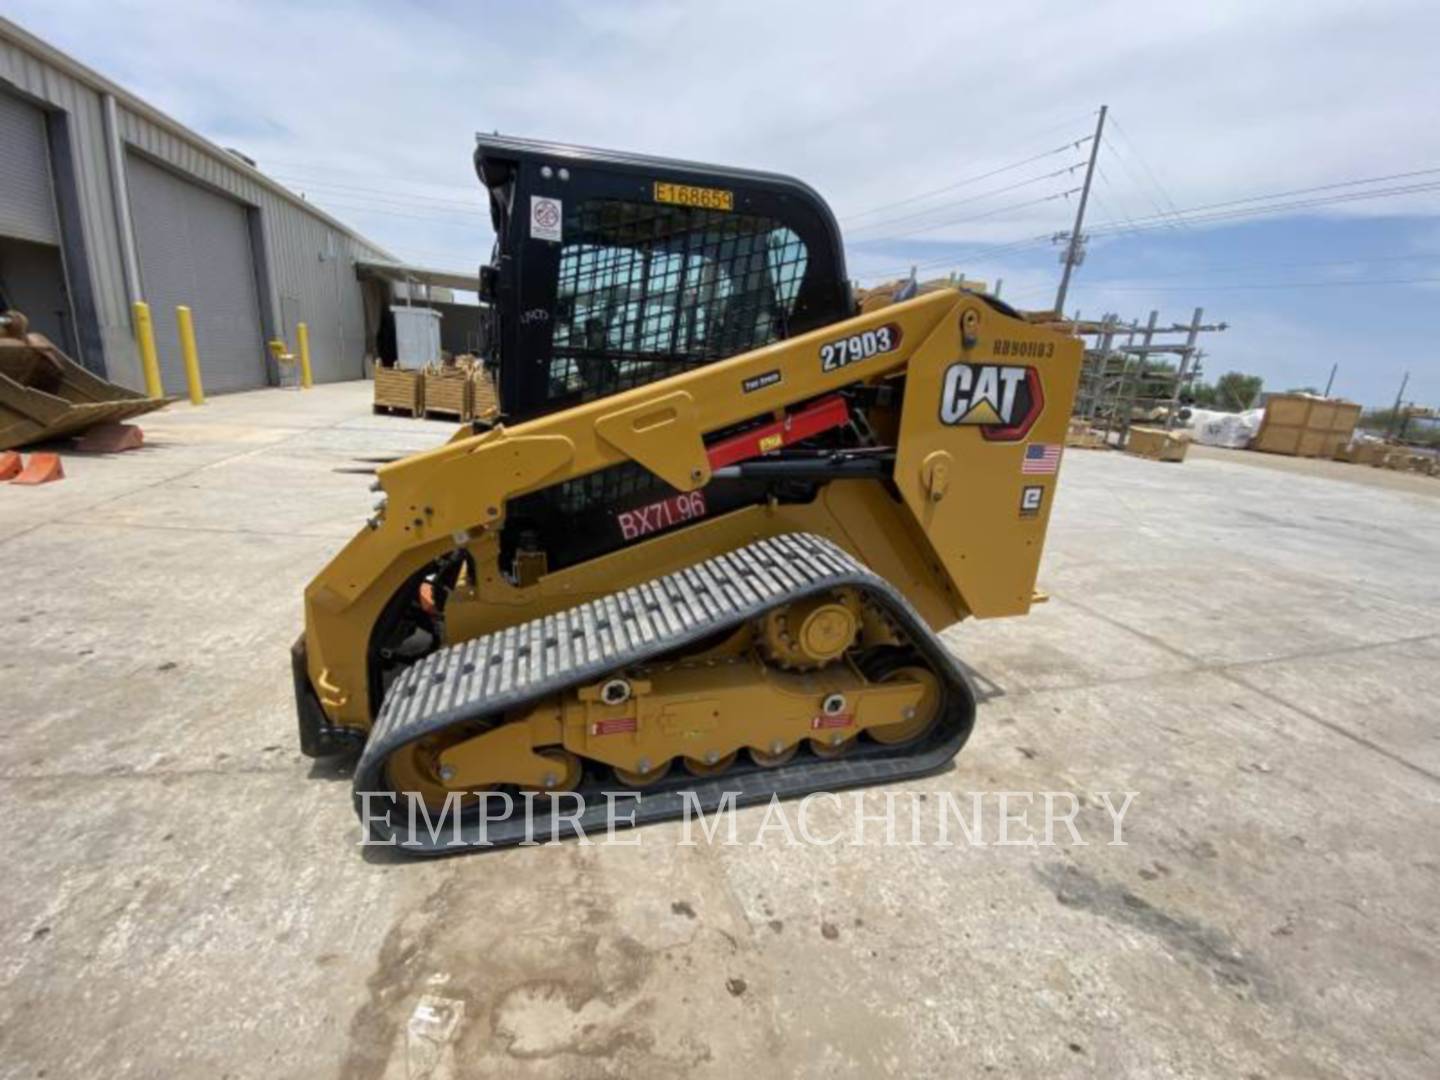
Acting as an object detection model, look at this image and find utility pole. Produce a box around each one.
[1323,362,1337,398]
[1388,370,1409,438]
[1053,104,1107,316]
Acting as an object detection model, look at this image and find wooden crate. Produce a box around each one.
[423,372,473,421]
[1066,418,1107,449]
[1125,426,1188,462]
[373,366,423,417]
[471,368,500,418]
[1253,395,1362,457]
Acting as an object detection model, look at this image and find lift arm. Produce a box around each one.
[303,288,1080,730]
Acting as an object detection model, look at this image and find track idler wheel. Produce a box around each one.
[384,723,493,811]
[683,751,739,777]
[749,741,799,768]
[520,749,584,794]
[862,651,945,747]
[808,732,857,759]
[613,758,673,787]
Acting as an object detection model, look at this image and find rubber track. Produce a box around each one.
[354,533,976,852]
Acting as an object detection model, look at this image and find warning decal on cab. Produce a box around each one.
[530,196,562,242]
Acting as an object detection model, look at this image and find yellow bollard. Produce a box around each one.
[175,305,205,405]
[132,300,164,398]
[297,321,313,389]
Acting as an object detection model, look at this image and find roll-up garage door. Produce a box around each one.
[0,90,59,246]
[127,153,267,393]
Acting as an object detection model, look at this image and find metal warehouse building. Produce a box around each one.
[0,16,455,394]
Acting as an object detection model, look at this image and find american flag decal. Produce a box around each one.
[1021,443,1062,475]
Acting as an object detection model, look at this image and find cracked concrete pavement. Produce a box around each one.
[1,382,1437,1078]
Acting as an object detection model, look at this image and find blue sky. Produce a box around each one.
[7,0,1437,407]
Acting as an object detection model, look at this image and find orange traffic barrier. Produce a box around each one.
[12,451,64,485]
[0,449,20,480]
[75,422,144,453]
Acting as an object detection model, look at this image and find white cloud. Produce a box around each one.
[6,0,1438,403]
[13,0,1438,250]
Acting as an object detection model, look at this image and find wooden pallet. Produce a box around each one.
[374,366,424,417]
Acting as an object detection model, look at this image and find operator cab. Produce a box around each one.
[474,133,853,423]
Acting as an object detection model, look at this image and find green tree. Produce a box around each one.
[1190,371,1264,411]
[1216,372,1264,411]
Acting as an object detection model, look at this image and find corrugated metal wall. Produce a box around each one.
[0,22,391,390]
[127,152,268,393]
[0,34,132,376]
[0,87,59,244]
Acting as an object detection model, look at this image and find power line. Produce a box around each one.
[1076,275,1440,292]
[839,138,1089,223]
[1093,165,1143,236]
[1089,180,1440,238]
[851,232,1057,283]
[1090,167,1440,233]
[268,173,486,211]
[1084,250,1440,279]
[297,195,490,227]
[845,162,1085,235]
[256,157,480,193]
[1102,135,1183,231]
[1106,114,1189,228]
[880,188,1082,242]
[284,189,487,221]
[855,186,1440,288]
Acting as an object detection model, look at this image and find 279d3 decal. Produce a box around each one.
[938,362,1044,441]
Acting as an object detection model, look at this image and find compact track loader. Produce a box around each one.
[295,135,1082,850]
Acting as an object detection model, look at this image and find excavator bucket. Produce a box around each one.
[0,310,169,452]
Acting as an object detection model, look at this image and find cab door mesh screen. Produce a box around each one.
[548,199,807,404]
[508,197,809,560]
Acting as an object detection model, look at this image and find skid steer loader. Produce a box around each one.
[295,134,1082,851]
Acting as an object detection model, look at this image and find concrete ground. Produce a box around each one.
[2,382,1437,1079]
[1188,441,1440,498]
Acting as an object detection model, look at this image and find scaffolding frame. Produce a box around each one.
[1057,307,1227,446]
